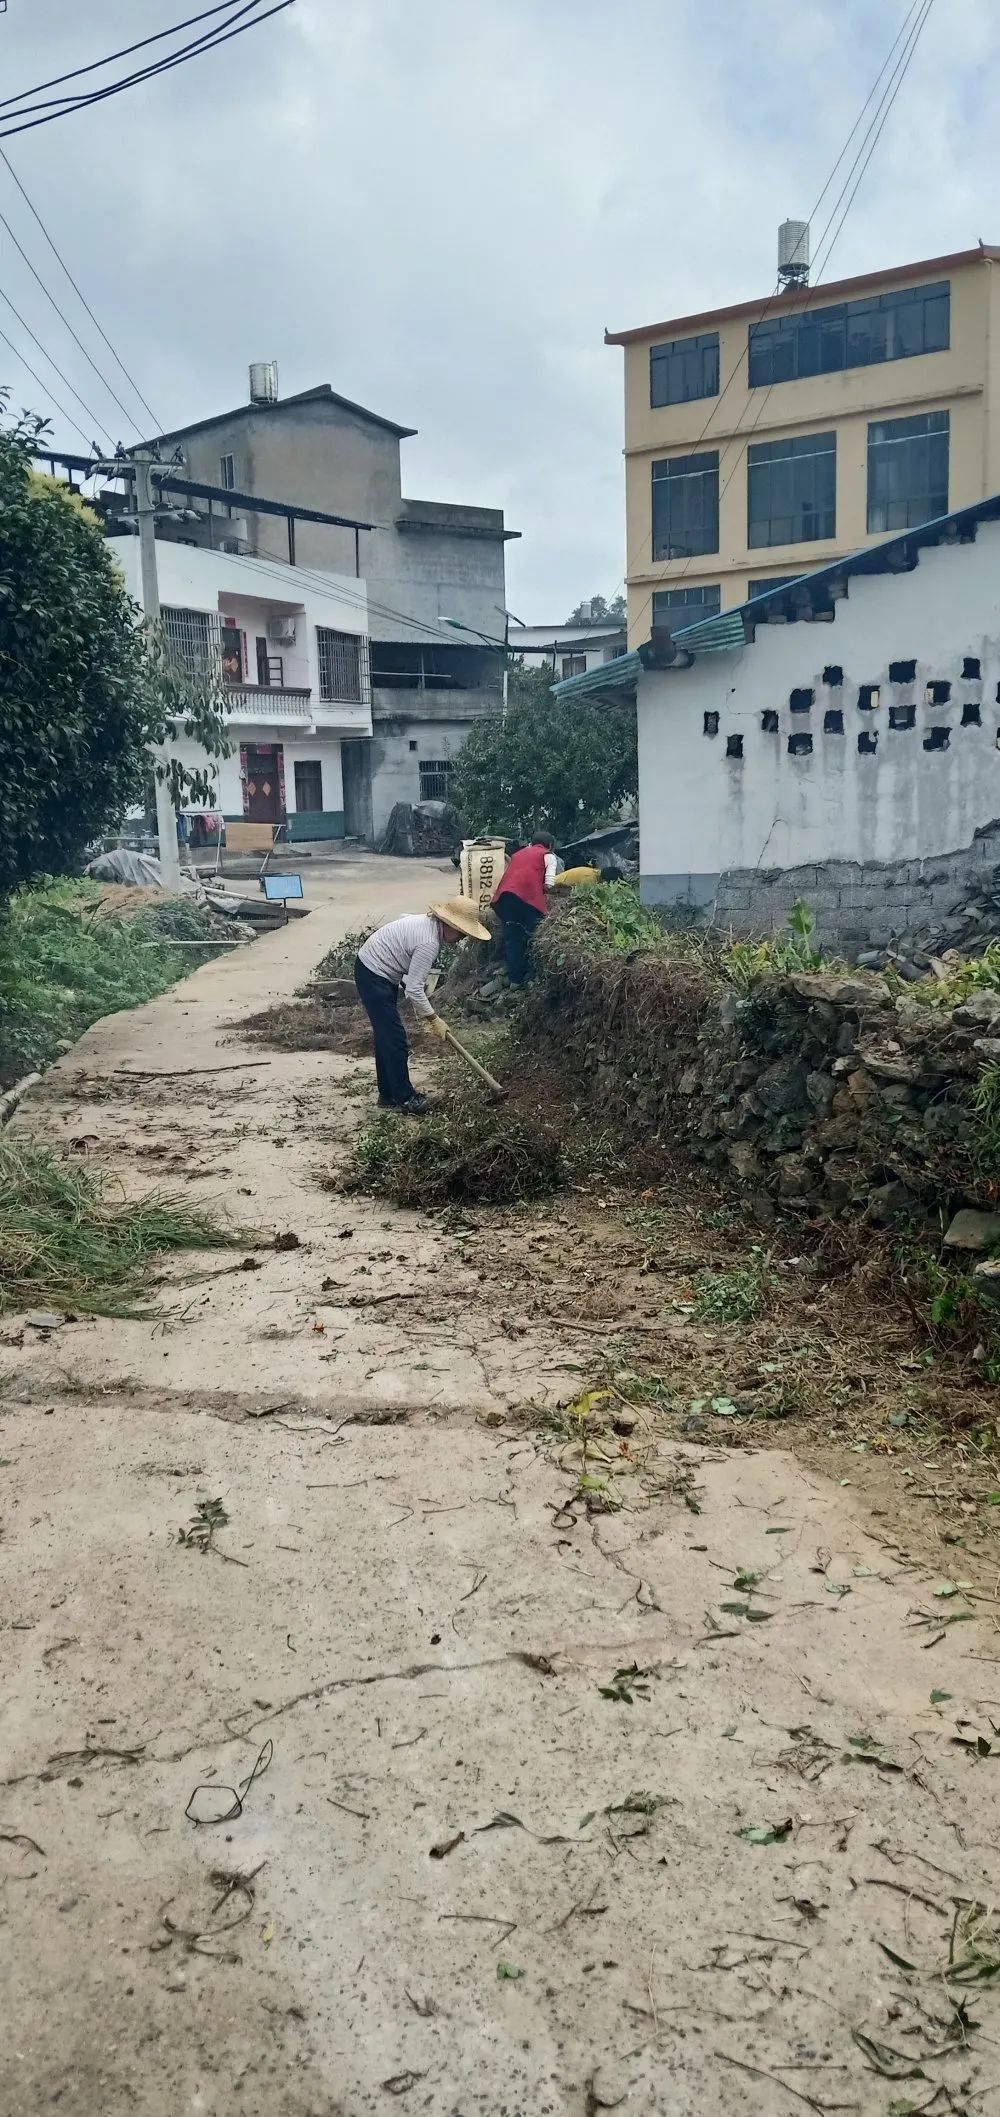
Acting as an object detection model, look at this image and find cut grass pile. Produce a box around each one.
[0,878,239,1088]
[239,995,370,1056]
[344,1096,563,1207]
[0,1135,238,1316]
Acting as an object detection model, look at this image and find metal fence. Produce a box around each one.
[317,626,371,705]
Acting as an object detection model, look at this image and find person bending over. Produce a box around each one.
[354,896,489,1112]
[491,833,558,986]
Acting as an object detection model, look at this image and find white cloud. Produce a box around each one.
[1,0,997,616]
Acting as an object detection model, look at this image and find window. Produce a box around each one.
[748,430,836,549]
[866,410,949,533]
[650,330,719,408]
[317,626,369,704]
[561,653,586,678]
[748,279,950,387]
[419,759,455,802]
[652,583,721,633]
[747,575,800,600]
[162,605,220,678]
[294,760,323,812]
[220,454,236,490]
[652,451,719,560]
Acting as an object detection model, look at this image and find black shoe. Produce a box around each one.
[401,1093,431,1115]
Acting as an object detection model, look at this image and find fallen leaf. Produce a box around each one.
[428,1831,465,1860]
[496,1960,523,1981]
[737,1819,793,1845]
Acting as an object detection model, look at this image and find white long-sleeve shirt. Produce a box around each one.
[358,913,442,1018]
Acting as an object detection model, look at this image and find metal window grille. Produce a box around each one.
[162,605,221,679]
[419,759,455,802]
[317,626,371,705]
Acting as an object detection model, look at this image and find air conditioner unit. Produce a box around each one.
[267,614,297,645]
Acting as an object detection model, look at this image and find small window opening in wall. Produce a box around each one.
[823,708,844,734]
[858,729,878,755]
[858,683,880,711]
[703,710,719,737]
[823,665,843,686]
[923,725,950,751]
[889,703,916,730]
[789,687,813,713]
[926,679,951,705]
[408,738,418,751]
[889,659,916,683]
[761,709,779,732]
[962,701,982,727]
[725,733,743,759]
[963,656,981,679]
[788,731,813,756]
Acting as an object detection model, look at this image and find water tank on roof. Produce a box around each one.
[778,220,810,288]
[249,360,279,405]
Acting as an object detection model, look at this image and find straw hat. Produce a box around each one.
[429,896,491,942]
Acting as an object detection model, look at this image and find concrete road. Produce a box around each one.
[3,854,1000,2116]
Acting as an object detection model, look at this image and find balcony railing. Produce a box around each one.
[222,685,312,724]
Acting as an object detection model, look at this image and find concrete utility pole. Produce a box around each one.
[133,449,182,890]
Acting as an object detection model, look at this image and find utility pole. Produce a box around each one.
[133,449,182,889]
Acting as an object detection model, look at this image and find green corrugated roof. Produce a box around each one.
[551,650,642,701]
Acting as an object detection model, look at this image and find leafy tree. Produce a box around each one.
[566,593,626,626]
[0,409,231,896]
[451,661,636,843]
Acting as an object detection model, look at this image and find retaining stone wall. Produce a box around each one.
[715,818,1000,953]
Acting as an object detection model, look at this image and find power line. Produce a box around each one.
[0,326,94,449]
[5,1,263,123]
[628,0,936,639]
[0,149,162,432]
[0,283,114,444]
[604,0,926,613]
[0,0,253,114]
[0,2,296,141]
[0,198,146,435]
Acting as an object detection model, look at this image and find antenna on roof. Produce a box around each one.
[778,220,810,289]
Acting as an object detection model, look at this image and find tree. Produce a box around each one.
[566,593,626,626]
[450,662,636,844]
[0,410,231,897]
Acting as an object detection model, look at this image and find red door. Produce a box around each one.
[244,744,283,823]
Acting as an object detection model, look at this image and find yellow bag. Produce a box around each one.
[552,865,601,888]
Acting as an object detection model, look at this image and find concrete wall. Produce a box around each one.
[368,717,473,841]
[617,253,995,641]
[637,515,1000,940]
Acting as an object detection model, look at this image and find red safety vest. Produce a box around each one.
[493,844,549,916]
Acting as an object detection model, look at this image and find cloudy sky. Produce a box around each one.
[2,1,996,618]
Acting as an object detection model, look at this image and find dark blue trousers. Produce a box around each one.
[354,957,415,1106]
[496,893,544,985]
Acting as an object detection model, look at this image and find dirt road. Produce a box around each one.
[4,853,1000,2116]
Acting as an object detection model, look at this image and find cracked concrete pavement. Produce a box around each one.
[3,852,1000,2116]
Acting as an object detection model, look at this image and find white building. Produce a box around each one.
[509,617,627,682]
[110,539,371,841]
[553,494,1000,948]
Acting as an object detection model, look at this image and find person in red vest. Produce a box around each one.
[491,833,558,985]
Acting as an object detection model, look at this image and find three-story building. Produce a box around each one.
[608,240,1000,643]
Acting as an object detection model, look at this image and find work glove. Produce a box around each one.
[426,1014,449,1040]
[553,865,601,888]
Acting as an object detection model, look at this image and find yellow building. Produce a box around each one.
[607,242,1000,647]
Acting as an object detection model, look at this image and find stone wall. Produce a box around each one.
[714,818,1000,956]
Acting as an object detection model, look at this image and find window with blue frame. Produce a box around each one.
[748,280,949,387]
[652,584,722,632]
[748,431,836,549]
[650,331,719,408]
[651,451,719,559]
[867,410,949,533]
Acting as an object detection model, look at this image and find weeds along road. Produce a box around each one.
[3,851,1000,2117]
